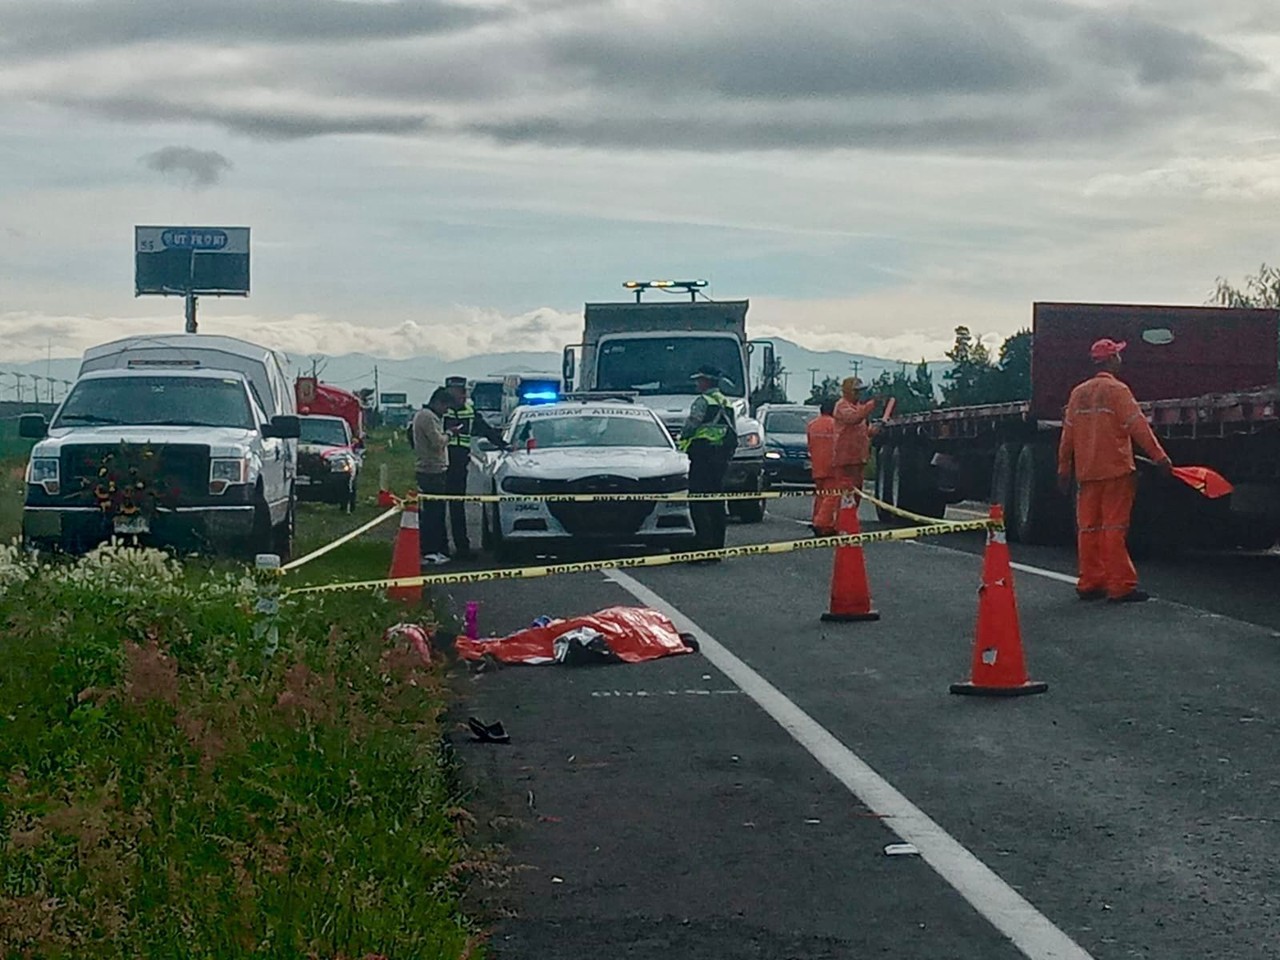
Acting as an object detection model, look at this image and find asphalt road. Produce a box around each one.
[438,494,1280,959]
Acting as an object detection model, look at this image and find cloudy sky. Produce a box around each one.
[2,0,1279,366]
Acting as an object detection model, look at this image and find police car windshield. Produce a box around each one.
[55,376,254,430]
[764,409,817,435]
[512,412,670,449]
[300,418,349,446]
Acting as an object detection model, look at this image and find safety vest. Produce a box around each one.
[444,401,475,448]
[681,390,735,449]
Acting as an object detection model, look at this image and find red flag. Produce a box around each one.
[1171,466,1233,499]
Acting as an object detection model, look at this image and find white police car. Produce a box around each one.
[478,396,695,561]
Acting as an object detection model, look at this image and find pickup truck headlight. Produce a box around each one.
[736,431,762,451]
[326,453,355,473]
[209,458,250,495]
[27,458,60,495]
[764,447,783,460]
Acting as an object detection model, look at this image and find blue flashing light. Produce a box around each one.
[522,391,559,402]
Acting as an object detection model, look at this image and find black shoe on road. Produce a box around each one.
[1109,590,1151,604]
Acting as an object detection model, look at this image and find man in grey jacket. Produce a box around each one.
[413,387,453,565]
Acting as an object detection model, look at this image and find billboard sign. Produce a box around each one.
[135,225,250,296]
[379,392,408,405]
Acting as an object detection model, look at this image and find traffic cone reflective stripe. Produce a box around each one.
[950,506,1047,697]
[388,500,422,604]
[820,493,880,623]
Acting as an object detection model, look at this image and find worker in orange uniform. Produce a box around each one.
[832,377,881,502]
[1057,339,1173,603]
[806,397,838,535]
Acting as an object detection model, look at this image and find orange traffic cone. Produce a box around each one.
[821,494,880,623]
[387,499,423,605]
[950,506,1047,697]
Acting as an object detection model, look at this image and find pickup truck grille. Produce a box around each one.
[60,444,211,507]
[537,475,662,537]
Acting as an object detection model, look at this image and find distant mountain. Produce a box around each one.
[0,339,951,406]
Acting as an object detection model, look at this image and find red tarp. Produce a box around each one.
[455,606,695,666]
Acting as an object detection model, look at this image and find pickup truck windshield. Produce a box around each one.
[764,410,818,434]
[512,413,671,449]
[54,376,255,430]
[472,382,502,412]
[300,418,349,446]
[596,337,746,397]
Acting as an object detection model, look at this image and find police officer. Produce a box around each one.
[443,376,509,560]
[680,365,737,563]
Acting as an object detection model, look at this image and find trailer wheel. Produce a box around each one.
[1012,442,1069,545]
[896,446,946,521]
[874,446,898,523]
[990,442,1019,538]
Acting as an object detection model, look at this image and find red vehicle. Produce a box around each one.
[295,377,364,442]
[872,303,1280,553]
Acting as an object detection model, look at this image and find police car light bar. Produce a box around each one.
[559,391,638,403]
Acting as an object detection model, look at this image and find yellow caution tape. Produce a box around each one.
[857,489,970,527]
[281,517,997,597]
[282,505,402,572]
[415,487,847,503]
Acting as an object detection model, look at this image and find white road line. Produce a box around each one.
[905,538,1079,586]
[605,568,1095,960]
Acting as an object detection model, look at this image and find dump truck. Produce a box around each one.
[872,302,1280,553]
[562,280,775,522]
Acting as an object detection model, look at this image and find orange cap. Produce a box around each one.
[1090,338,1126,362]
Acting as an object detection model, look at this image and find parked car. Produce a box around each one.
[758,403,819,485]
[476,397,694,562]
[21,367,299,558]
[297,414,362,511]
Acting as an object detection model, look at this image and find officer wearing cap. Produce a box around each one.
[1057,338,1174,603]
[679,364,737,561]
[443,376,509,560]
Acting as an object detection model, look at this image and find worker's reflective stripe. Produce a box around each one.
[686,390,733,446]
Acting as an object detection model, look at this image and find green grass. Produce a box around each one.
[0,432,488,959]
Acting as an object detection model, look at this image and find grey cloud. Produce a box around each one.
[8,0,1274,155]
[67,96,432,141]
[1080,14,1257,85]
[140,145,233,188]
[548,5,1057,100]
[0,0,495,54]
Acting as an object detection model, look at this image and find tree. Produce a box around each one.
[805,376,841,406]
[941,326,998,406]
[995,328,1031,402]
[751,354,788,411]
[1210,264,1280,308]
[940,326,1032,407]
[870,361,936,415]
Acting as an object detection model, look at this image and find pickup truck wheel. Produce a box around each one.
[247,493,274,560]
[990,442,1019,539]
[272,494,296,563]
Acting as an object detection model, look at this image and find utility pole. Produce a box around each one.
[809,367,820,388]
[849,359,861,380]
[15,373,24,404]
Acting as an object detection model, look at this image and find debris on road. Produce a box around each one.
[884,843,920,856]
[454,606,697,666]
[467,716,510,743]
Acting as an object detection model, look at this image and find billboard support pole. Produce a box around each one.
[184,291,198,334]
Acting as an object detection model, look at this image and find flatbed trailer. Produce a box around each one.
[872,303,1280,552]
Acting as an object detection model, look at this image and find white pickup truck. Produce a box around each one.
[20,335,300,559]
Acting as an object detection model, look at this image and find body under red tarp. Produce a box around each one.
[455,606,695,665]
